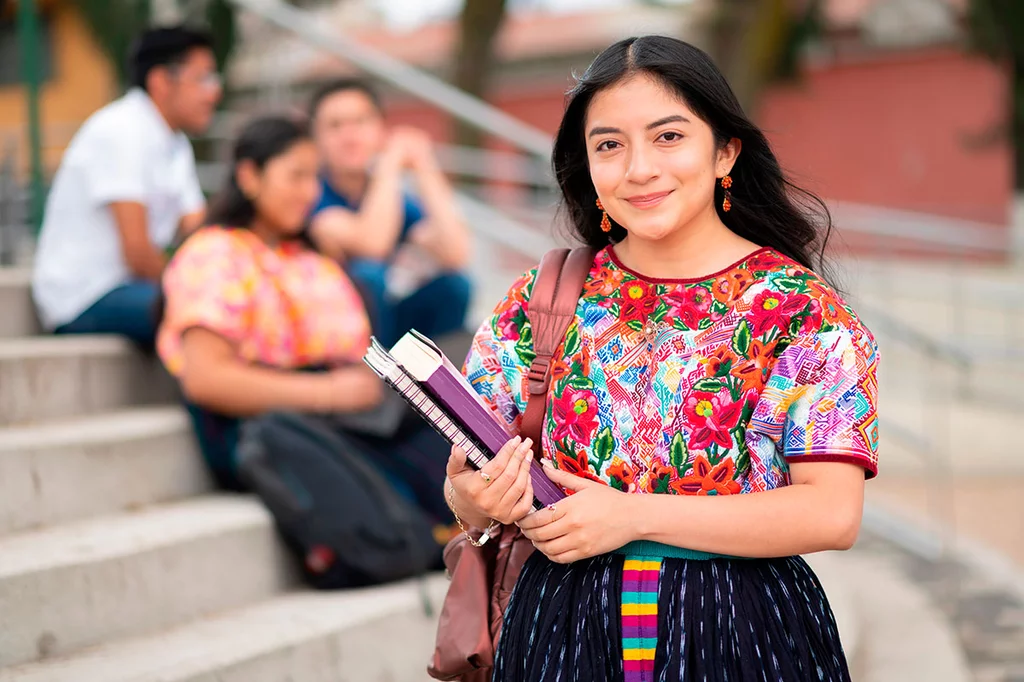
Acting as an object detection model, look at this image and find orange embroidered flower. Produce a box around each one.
[711,269,754,304]
[584,265,625,297]
[701,346,735,378]
[734,338,775,391]
[646,464,677,494]
[670,455,741,496]
[607,459,636,492]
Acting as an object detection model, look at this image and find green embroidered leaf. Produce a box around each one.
[651,474,671,494]
[732,427,750,473]
[698,317,713,331]
[567,375,595,391]
[669,432,688,472]
[609,476,628,492]
[710,299,729,317]
[692,378,725,393]
[773,277,807,293]
[563,323,581,357]
[592,427,615,470]
[626,319,644,333]
[732,319,752,355]
[715,358,734,377]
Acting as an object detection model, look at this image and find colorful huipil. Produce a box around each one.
[463,246,879,681]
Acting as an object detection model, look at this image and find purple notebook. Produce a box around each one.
[363,330,565,508]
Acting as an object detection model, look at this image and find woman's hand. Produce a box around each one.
[325,366,383,412]
[447,436,535,526]
[517,464,635,564]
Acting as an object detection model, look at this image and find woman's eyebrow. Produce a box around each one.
[587,115,691,138]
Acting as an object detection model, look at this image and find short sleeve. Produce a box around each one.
[87,130,148,204]
[750,326,880,477]
[157,230,254,376]
[462,269,537,432]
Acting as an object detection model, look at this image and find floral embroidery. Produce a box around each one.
[463,246,880,497]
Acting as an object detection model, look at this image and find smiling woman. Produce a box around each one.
[443,35,880,682]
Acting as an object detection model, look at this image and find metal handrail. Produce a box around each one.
[225,0,553,159]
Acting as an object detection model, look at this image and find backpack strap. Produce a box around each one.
[520,247,596,457]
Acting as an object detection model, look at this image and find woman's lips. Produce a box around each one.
[624,190,672,209]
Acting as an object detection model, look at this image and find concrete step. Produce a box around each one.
[0,336,178,427]
[0,576,448,682]
[809,549,972,682]
[0,496,296,667]
[0,269,39,338]
[0,407,208,535]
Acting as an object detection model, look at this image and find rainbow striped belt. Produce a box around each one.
[614,542,738,682]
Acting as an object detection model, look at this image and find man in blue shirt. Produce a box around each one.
[307,79,472,347]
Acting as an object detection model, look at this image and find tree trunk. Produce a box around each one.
[452,0,508,149]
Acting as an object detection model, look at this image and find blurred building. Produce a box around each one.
[0,0,118,176]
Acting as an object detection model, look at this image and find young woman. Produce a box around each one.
[444,36,879,681]
[157,117,449,528]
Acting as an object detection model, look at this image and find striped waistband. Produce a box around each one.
[613,540,743,560]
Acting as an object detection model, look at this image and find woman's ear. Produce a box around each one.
[717,137,742,177]
[235,159,261,201]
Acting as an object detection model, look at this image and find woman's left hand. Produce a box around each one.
[517,464,636,564]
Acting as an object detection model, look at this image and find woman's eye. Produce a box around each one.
[596,140,620,152]
[659,132,683,142]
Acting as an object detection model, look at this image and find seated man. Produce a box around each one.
[31,26,222,347]
[307,79,472,348]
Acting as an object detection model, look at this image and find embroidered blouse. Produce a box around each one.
[463,246,880,495]
[158,226,371,376]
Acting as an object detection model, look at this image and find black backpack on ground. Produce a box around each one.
[236,411,444,589]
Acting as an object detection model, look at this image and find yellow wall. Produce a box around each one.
[0,1,117,176]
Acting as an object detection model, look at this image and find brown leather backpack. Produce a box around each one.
[427,247,596,681]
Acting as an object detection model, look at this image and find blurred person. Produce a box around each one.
[445,36,880,681]
[32,25,221,347]
[307,79,472,348]
[157,116,451,532]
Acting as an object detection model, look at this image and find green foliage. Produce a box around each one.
[71,0,237,88]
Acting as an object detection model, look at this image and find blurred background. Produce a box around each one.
[1,0,1023,680]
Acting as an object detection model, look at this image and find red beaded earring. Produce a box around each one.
[596,198,612,233]
[721,175,733,213]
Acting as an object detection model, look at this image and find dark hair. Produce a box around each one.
[128,25,214,92]
[308,78,384,120]
[205,116,312,229]
[553,36,834,277]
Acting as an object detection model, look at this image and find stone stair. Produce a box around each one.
[0,269,444,681]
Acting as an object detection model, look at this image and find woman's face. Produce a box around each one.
[585,74,737,243]
[248,139,322,237]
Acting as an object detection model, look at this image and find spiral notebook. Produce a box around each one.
[363,330,565,509]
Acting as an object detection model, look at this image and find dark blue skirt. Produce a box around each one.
[493,550,852,682]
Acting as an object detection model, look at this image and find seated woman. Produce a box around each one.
[156,116,450,526]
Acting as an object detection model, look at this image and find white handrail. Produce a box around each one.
[225,0,554,159]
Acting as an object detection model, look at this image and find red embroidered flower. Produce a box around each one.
[554,449,604,487]
[666,286,712,329]
[495,307,522,341]
[670,455,741,495]
[618,280,658,323]
[551,388,600,444]
[748,290,809,336]
[745,250,785,272]
[584,265,625,297]
[797,299,824,335]
[683,391,744,450]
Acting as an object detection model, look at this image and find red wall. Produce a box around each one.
[388,47,1011,229]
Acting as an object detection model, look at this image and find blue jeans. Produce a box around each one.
[54,281,159,348]
[348,260,472,347]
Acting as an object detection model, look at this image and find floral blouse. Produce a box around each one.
[463,247,880,495]
[158,227,371,376]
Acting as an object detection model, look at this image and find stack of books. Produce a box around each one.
[363,330,565,510]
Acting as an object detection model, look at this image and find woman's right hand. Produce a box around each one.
[324,366,383,412]
[447,436,535,526]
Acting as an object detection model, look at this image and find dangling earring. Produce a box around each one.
[720,175,733,213]
[596,198,612,233]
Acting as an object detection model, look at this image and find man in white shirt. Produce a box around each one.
[32,26,222,347]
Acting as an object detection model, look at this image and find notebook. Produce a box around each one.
[363,330,565,509]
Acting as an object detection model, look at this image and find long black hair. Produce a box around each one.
[553,35,834,278]
[204,115,312,230]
